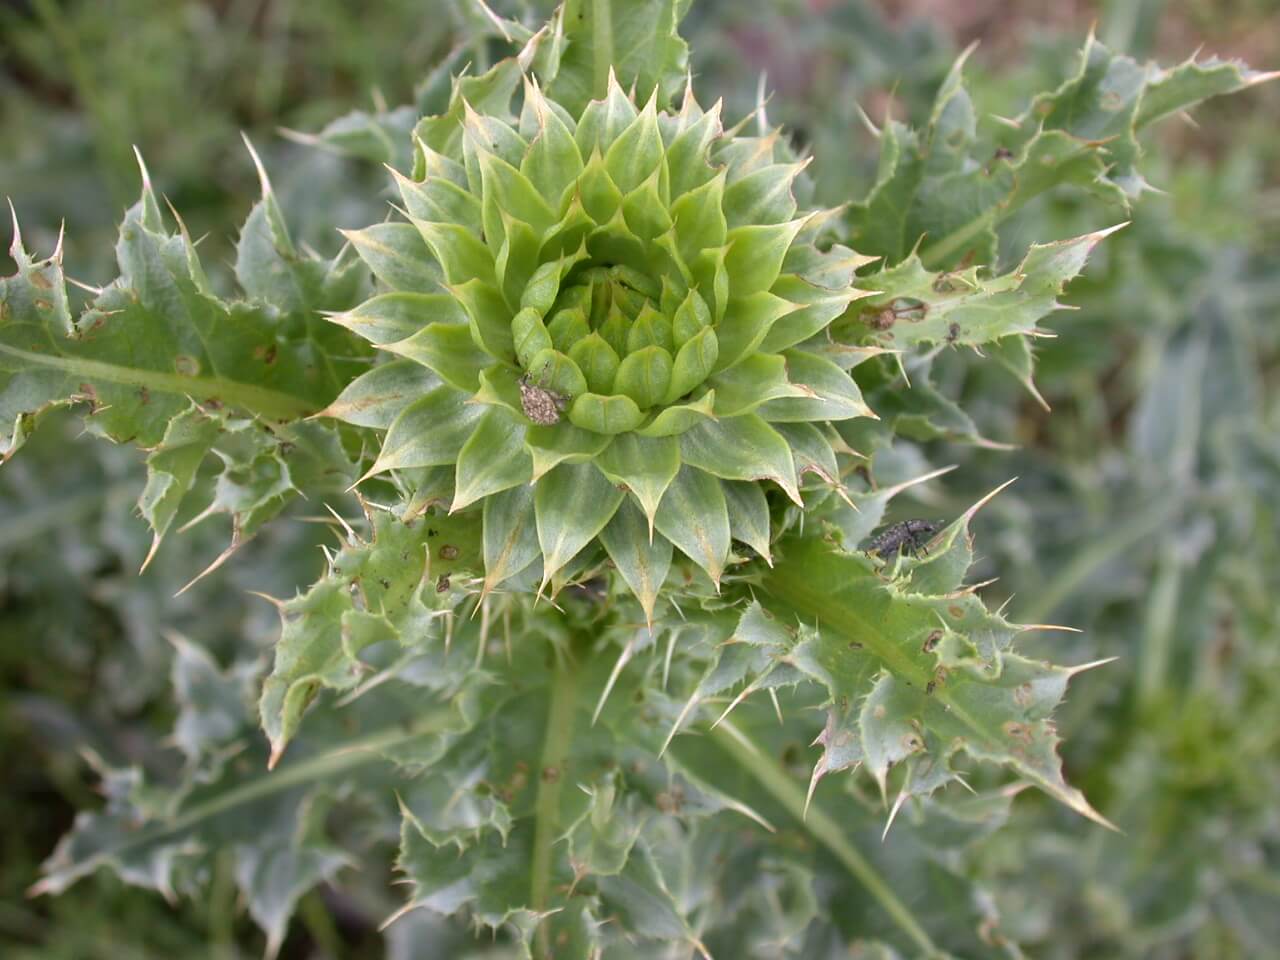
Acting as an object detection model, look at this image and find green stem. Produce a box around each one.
[531,645,581,958]
[591,0,614,99]
[712,722,941,958]
[0,342,318,422]
[30,709,457,895]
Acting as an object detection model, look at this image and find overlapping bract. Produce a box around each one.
[327,66,872,606]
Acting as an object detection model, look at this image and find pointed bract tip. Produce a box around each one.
[592,640,635,726]
[139,533,163,574]
[240,132,273,197]
[879,463,959,501]
[175,539,240,597]
[710,683,755,731]
[132,145,153,191]
[1245,68,1280,88]
[881,786,910,842]
[7,197,21,258]
[1066,656,1120,676]
[803,761,824,822]
[958,476,1017,525]
[1076,796,1121,833]
[660,691,701,759]
[350,459,385,491]
[246,590,287,611]
[1090,221,1129,242]
[472,0,514,41]
[162,195,192,239]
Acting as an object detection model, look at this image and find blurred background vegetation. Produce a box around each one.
[2,0,1277,956]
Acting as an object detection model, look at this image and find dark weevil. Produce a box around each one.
[864,519,944,559]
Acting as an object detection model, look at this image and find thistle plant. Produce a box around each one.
[4,2,1272,956]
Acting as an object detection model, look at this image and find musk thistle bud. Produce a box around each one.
[328,65,871,611]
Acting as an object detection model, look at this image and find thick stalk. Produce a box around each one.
[531,644,582,958]
[712,721,942,957]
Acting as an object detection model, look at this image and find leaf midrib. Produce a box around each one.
[0,341,317,421]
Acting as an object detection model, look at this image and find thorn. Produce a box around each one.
[803,759,825,822]
[1017,623,1083,634]
[854,103,880,137]
[1244,68,1280,88]
[768,688,783,725]
[175,536,242,597]
[348,459,385,492]
[7,197,21,259]
[378,900,418,932]
[131,145,152,192]
[710,681,757,731]
[1065,656,1119,676]
[139,533,163,574]
[882,784,910,841]
[162,195,193,239]
[875,463,959,502]
[246,590,287,611]
[52,220,65,263]
[241,132,273,197]
[592,638,635,726]
[66,275,104,295]
[957,476,1017,527]
[1075,798,1121,833]
[659,690,700,758]
[755,70,770,136]
[323,502,360,544]
[277,126,326,151]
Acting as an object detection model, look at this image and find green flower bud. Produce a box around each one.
[329,68,872,618]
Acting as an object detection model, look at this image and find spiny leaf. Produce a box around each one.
[546,0,692,116]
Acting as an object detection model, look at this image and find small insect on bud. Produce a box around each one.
[864,519,945,559]
[518,366,569,426]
